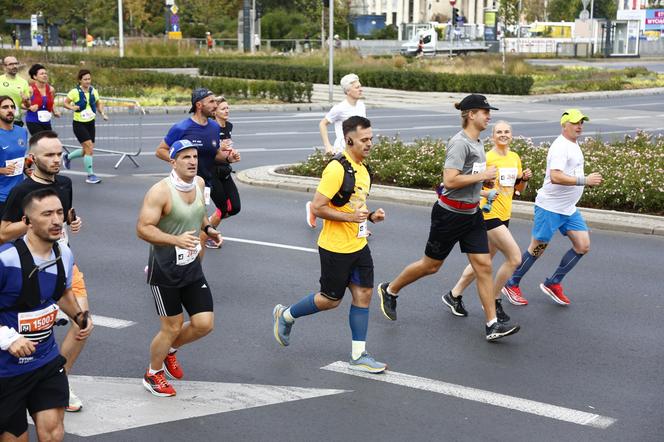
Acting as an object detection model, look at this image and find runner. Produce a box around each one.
[205,95,241,249]
[156,88,238,256]
[444,121,532,322]
[0,130,88,412]
[273,116,388,373]
[0,95,28,219]
[0,188,93,441]
[377,95,521,341]
[25,64,60,136]
[0,56,30,127]
[307,73,366,228]
[137,139,222,397]
[502,109,603,306]
[62,69,108,184]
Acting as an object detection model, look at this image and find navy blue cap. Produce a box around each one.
[189,88,214,113]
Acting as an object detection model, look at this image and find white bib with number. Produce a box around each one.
[37,110,52,122]
[5,157,24,176]
[18,304,59,335]
[498,167,518,187]
[357,220,369,238]
[472,162,486,174]
[204,187,211,206]
[175,244,201,266]
[80,109,94,120]
[57,226,69,248]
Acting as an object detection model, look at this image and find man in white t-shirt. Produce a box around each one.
[502,109,603,306]
[306,73,366,228]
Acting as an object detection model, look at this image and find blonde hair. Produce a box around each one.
[454,102,472,128]
[340,73,360,94]
[492,120,512,136]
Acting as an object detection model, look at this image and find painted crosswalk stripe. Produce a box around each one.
[91,315,136,329]
[224,236,318,253]
[321,361,616,429]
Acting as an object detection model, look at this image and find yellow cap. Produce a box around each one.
[560,109,589,126]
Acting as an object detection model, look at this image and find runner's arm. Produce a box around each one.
[0,220,28,243]
[319,118,334,153]
[443,167,497,190]
[63,96,79,111]
[137,183,177,246]
[311,191,368,223]
[57,288,93,340]
[155,140,172,162]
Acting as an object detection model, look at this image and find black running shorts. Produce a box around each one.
[72,120,96,144]
[0,355,68,437]
[484,218,510,231]
[319,245,374,300]
[424,203,489,260]
[150,277,213,317]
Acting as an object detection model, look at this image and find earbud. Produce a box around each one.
[24,216,30,225]
[346,138,354,146]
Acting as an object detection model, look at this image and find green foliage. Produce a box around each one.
[367,25,398,40]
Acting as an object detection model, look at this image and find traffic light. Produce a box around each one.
[452,7,459,26]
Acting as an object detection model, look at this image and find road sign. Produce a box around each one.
[170,4,179,15]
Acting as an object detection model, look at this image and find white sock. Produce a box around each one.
[386,285,397,296]
[148,365,163,375]
[486,318,497,327]
[168,347,177,354]
[283,308,295,323]
[351,340,366,360]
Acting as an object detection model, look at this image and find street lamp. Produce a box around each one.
[118,0,125,57]
[329,0,334,104]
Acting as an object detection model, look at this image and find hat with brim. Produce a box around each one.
[458,94,499,111]
[560,109,589,126]
[189,88,214,113]
[169,139,197,159]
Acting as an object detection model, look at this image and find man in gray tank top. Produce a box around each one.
[136,139,222,397]
[378,94,521,341]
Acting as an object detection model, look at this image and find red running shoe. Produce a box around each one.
[501,285,528,306]
[164,351,184,380]
[143,370,176,397]
[539,283,571,305]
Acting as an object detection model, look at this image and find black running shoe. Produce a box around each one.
[442,291,468,317]
[378,282,397,321]
[485,322,520,341]
[495,299,510,323]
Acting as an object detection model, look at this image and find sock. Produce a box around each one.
[148,365,163,375]
[351,340,366,360]
[386,283,397,297]
[486,318,497,327]
[545,248,584,285]
[349,304,369,342]
[168,347,177,354]
[288,293,319,319]
[507,251,538,286]
[83,155,94,175]
[283,308,295,323]
[68,148,84,160]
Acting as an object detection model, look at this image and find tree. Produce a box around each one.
[499,0,520,36]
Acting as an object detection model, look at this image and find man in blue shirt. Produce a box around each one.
[0,95,28,218]
[0,188,93,441]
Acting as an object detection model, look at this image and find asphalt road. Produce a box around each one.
[23,96,664,441]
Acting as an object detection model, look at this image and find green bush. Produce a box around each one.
[287,132,664,215]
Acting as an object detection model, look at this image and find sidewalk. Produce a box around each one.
[236,165,664,237]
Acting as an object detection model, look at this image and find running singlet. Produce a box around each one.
[147,179,206,288]
[66,87,100,123]
[480,149,522,222]
[0,125,28,201]
[219,121,233,141]
[0,241,74,377]
[164,118,221,186]
[0,74,30,119]
[25,84,54,124]
[316,152,371,254]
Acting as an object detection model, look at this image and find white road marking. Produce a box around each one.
[224,236,318,253]
[91,315,136,329]
[45,375,348,436]
[321,361,616,429]
[58,170,117,178]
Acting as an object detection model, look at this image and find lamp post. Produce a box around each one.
[329,0,334,104]
[118,0,125,57]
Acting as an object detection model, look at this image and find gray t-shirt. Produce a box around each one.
[440,130,486,214]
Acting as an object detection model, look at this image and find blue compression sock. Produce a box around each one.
[288,293,319,319]
[349,305,369,342]
[545,248,584,285]
[507,251,538,286]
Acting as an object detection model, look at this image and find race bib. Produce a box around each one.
[80,109,94,120]
[175,244,201,266]
[357,220,369,238]
[472,162,486,174]
[18,304,59,335]
[204,187,211,206]
[498,167,518,187]
[57,226,69,247]
[5,157,25,176]
[37,110,52,122]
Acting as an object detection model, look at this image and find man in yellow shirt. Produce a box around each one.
[272,116,387,373]
[0,56,30,127]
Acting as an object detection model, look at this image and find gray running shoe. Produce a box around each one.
[442,291,468,317]
[349,352,387,374]
[378,282,397,321]
[485,322,520,341]
[272,304,293,347]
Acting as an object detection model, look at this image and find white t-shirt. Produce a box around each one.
[535,135,585,216]
[324,99,366,153]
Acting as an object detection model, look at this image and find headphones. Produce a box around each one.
[24,215,30,225]
[346,138,354,146]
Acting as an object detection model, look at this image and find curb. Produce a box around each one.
[236,165,664,237]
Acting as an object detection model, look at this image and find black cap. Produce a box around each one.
[189,88,214,113]
[458,94,498,111]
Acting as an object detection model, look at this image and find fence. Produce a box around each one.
[52,94,145,169]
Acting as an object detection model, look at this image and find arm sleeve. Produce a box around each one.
[444,139,468,171]
[316,162,345,200]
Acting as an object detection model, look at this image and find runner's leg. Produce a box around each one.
[31,408,64,442]
[467,252,496,322]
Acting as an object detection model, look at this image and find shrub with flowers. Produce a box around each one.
[286,131,664,215]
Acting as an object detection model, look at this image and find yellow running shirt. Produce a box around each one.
[480,149,522,221]
[0,74,30,119]
[316,152,371,254]
[66,87,100,122]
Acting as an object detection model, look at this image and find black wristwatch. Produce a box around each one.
[203,224,213,235]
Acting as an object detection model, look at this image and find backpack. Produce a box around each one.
[328,153,373,207]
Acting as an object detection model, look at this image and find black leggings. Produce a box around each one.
[210,174,241,218]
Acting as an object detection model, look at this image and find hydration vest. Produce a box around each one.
[75,85,96,114]
[328,153,372,207]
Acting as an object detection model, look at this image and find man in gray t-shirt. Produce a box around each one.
[377,94,521,342]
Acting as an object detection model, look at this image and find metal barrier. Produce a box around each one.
[52,93,145,169]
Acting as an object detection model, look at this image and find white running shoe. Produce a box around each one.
[66,387,83,412]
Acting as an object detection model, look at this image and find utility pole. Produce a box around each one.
[118,0,125,57]
[329,0,334,104]
[243,0,251,52]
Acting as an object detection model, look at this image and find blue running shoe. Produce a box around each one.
[86,174,102,184]
[349,352,387,374]
[62,153,71,170]
[272,304,293,347]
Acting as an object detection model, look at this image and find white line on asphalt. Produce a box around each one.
[91,315,137,329]
[224,236,318,253]
[321,361,616,429]
[59,170,117,178]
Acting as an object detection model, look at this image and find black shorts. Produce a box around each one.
[72,120,95,144]
[150,277,213,317]
[26,122,53,136]
[484,218,510,231]
[0,355,68,437]
[319,245,374,300]
[424,203,489,260]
